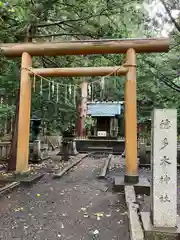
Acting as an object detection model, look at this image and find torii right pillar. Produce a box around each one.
[114,49,150,192]
[124,48,138,184]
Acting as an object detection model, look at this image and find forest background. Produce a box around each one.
[0,0,179,137]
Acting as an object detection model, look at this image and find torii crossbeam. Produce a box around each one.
[29,66,128,77]
[0,38,169,57]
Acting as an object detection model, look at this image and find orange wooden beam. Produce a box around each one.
[0,38,169,57]
[29,66,128,77]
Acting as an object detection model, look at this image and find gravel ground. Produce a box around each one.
[0,154,129,240]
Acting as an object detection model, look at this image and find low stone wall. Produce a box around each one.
[139,143,180,165]
[0,142,11,161]
[75,139,125,154]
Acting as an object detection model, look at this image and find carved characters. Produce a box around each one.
[160,119,171,129]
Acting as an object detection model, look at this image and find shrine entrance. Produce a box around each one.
[0,38,169,184]
[97,117,110,134]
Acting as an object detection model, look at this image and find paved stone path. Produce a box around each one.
[0,155,129,240]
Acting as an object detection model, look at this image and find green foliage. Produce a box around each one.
[84,116,96,131]
[0,0,180,135]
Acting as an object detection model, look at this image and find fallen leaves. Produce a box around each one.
[117,220,123,224]
[93,212,104,217]
[79,207,89,218]
[93,229,99,235]
[78,210,114,221]
[14,207,24,212]
[93,212,104,220]
[62,213,68,217]
[121,211,128,216]
[88,229,100,237]
[80,207,87,212]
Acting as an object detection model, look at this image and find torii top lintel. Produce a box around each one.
[0,38,169,57]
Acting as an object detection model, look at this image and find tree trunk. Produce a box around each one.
[8,89,20,170]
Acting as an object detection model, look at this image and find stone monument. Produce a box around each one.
[141,109,180,239]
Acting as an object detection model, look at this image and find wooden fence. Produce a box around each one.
[0,135,63,161]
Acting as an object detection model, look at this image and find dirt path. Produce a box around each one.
[0,155,129,240]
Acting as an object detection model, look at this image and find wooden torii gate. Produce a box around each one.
[0,38,169,184]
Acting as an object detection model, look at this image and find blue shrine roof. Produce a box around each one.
[87,101,123,117]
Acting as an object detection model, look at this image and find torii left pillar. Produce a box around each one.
[16,52,32,172]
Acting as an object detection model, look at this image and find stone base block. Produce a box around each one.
[19,173,44,186]
[114,176,150,195]
[141,212,180,240]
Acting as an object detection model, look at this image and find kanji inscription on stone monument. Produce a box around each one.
[160,156,171,166]
[151,109,177,228]
[160,138,168,150]
[159,193,171,203]
[160,174,171,184]
[159,119,171,129]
